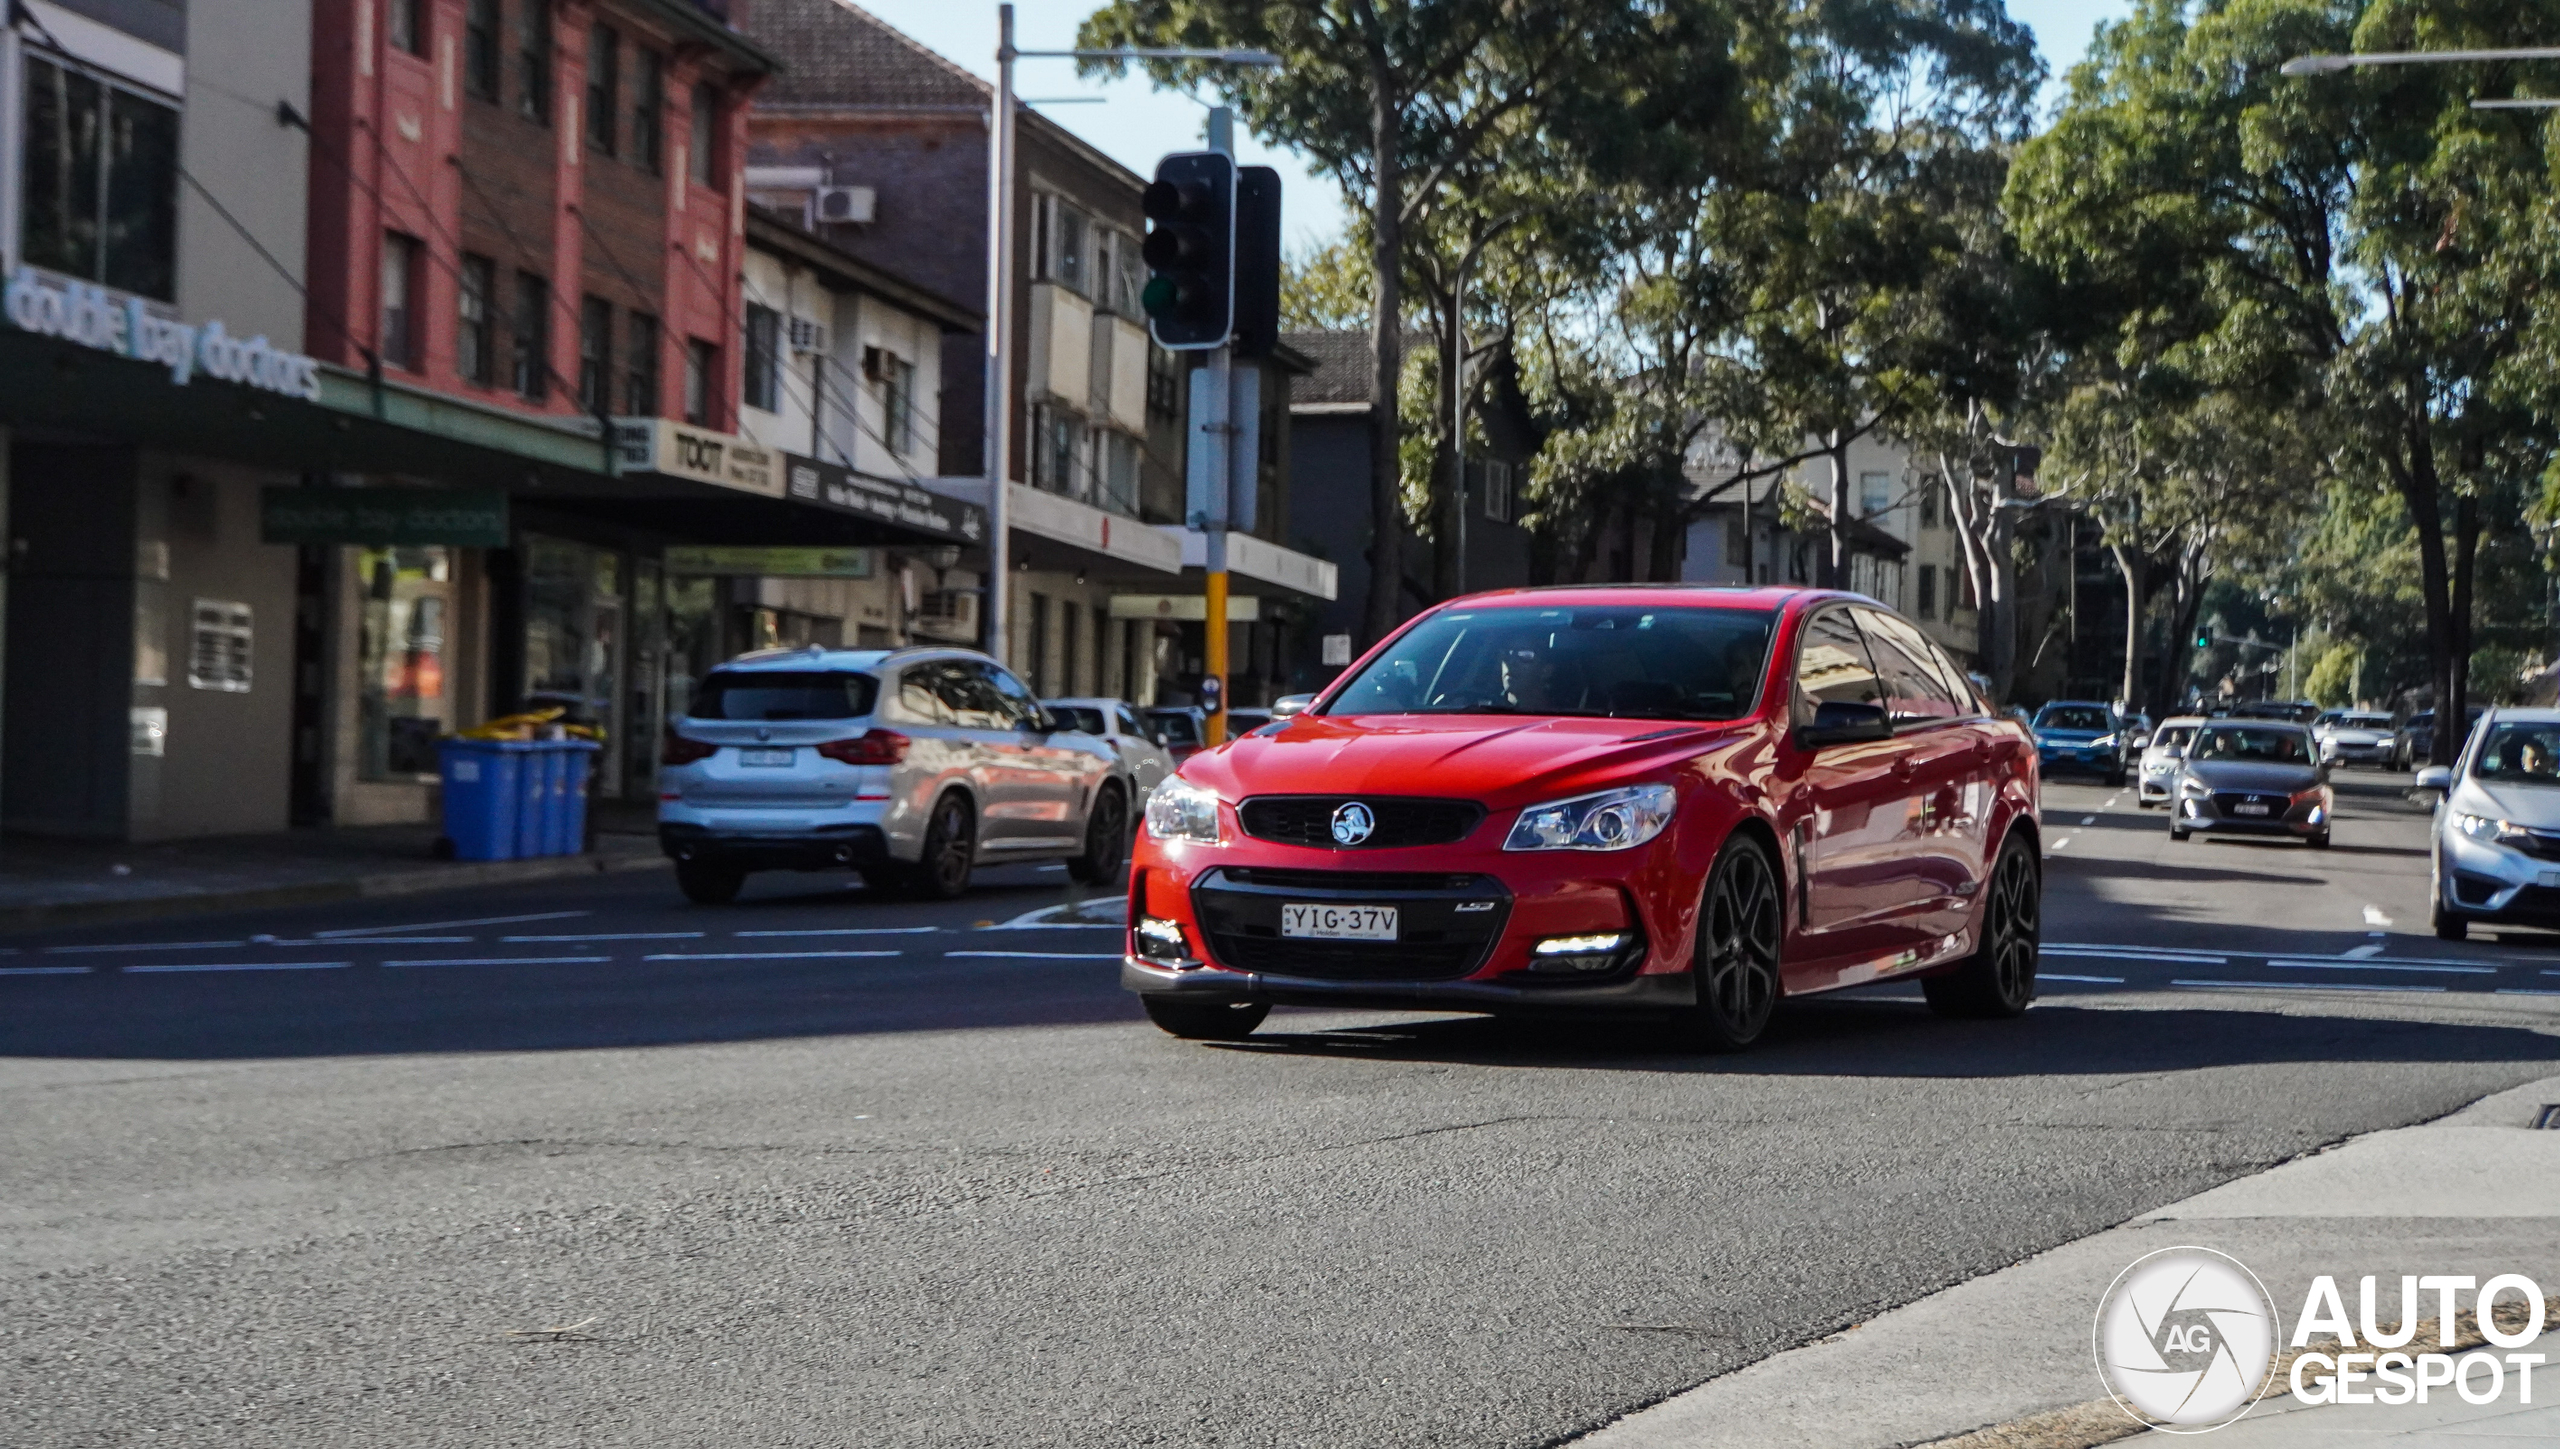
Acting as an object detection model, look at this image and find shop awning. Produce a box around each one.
[1157,526,1339,603]
[920,478,1184,579]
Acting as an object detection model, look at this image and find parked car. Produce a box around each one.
[2316,710,2396,767]
[2393,706,2489,771]
[658,645,1133,903]
[2418,707,2560,939]
[2166,720,2330,847]
[1043,697,1175,803]
[2032,700,2131,785]
[2136,714,2206,808]
[1142,706,1208,761]
[1124,585,2044,1051]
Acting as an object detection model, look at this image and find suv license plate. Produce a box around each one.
[738,748,795,768]
[1281,904,1398,941]
[2234,802,2271,816]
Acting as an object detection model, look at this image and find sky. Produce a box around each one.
[858,0,2136,255]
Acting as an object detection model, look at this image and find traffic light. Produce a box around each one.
[1233,166,1282,358]
[2195,628,2213,649]
[1142,152,1235,350]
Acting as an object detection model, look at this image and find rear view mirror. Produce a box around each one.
[1271,693,1317,719]
[2414,765,2453,792]
[1800,700,1890,749]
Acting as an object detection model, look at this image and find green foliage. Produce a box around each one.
[1279,235,1371,333]
[2303,641,2361,707]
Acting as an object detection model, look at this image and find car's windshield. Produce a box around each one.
[2473,723,2560,786]
[688,670,878,720]
[2149,725,2195,753]
[2190,725,2312,764]
[2036,705,2113,733]
[1325,604,1776,720]
[1047,705,1107,734]
[2334,713,2391,728]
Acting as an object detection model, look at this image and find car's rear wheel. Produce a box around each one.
[1067,783,1129,885]
[676,859,745,904]
[1680,834,1783,1053]
[910,793,976,901]
[1142,996,1269,1040]
[1925,831,2040,1019]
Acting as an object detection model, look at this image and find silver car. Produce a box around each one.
[2135,714,2205,808]
[2419,707,2560,940]
[1041,697,1175,804]
[2318,710,2395,767]
[2166,720,2331,847]
[658,645,1132,903]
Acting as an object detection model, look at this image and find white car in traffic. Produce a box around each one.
[2136,715,2205,809]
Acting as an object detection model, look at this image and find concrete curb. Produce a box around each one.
[0,848,670,936]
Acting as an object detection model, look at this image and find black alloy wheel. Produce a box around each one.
[1924,832,2040,1019]
[1684,835,1784,1052]
[675,859,745,905]
[1143,995,1270,1040]
[911,793,977,901]
[1067,783,1129,885]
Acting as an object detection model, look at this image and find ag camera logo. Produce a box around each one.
[2094,1246,2278,1432]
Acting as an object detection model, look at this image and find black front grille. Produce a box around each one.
[2506,830,2560,862]
[1204,936,1486,980]
[1190,867,1509,982]
[1237,796,1487,849]
[2508,884,2560,915]
[2211,792,2294,819]
[1217,867,1486,892]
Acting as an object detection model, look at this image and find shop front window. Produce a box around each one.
[522,536,623,794]
[357,546,453,780]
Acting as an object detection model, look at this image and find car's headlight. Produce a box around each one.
[1144,776,1223,845]
[2178,777,2211,796]
[2089,734,2118,750]
[2456,812,2529,848]
[1505,783,1678,852]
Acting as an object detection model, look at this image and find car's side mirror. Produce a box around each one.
[1271,693,1317,720]
[1028,708,1058,734]
[1800,700,1891,749]
[2414,765,2453,792]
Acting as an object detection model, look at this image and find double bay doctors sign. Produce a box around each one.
[3,265,325,401]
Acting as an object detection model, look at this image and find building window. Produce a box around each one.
[585,24,618,156]
[1034,194,1090,295]
[742,303,781,413]
[357,547,453,779]
[1030,404,1087,498]
[688,82,718,187]
[1917,563,1938,620]
[578,294,613,412]
[684,338,717,424]
[1481,460,1513,523]
[518,0,552,124]
[624,311,661,414]
[19,57,179,301]
[512,270,549,400]
[630,49,662,172]
[388,0,424,56]
[1101,430,1140,516]
[188,599,254,693]
[463,0,500,98]
[457,254,495,384]
[1145,343,1179,418]
[1103,229,1144,318]
[1919,479,1940,529]
[867,347,915,456]
[1859,471,1893,519]
[379,232,422,369]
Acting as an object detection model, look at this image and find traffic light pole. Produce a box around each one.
[1202,107,1234,748]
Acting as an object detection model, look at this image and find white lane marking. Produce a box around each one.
[386,955,613,967]
[125,961,353,973]
[43,939,244,954]
[2264,959,2492,976]
[2362,906,2395,927]
[501,932,704,942]
[0,965,92,976]
[2048,942,2227,959]
[1036,864,1068,872]
[262,936,474,946]
[2049,837,2071,850]
[644,950,904,961]
[2170,978,2446,994]
[2080,815,2097,825]
[2345,944,2386,959]
[731,926,941,937]
[2043,948,2230,965]
[983,922,1121,931]
[945,950,1124,960]
[315,910,589,938]
[2040,973,2126,984]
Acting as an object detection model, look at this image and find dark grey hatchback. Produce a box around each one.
[2167,722,2333,848]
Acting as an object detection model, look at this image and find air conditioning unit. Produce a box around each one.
[814,185,876,225]
[787,317,828,355]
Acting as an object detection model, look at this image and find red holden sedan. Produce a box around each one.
[1123,586,2041,1051]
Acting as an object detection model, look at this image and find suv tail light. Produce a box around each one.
[816,730,909,766]
[662,730,717,765]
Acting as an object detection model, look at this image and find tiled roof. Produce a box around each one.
[1283,330,1377,407]
[749,0,989,109]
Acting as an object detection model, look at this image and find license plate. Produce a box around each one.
[738,748,795,768]
[1281,904,1398,941]
[2234,802,2271,816]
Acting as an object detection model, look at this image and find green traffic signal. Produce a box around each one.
[2194,629,2212,649]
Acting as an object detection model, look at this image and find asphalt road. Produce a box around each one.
[6,771,2557,1448]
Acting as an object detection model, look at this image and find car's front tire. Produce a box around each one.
[1142,996,1269,1040]
[1679,834,1783,1053]
[1067,782,1129,885]
[676,859,745,904]
[1925,830,2040,1018]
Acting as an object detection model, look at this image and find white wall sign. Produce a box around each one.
[3,266,323,401]
[612,417,783,498]
[187,600,253,693]
[1322,634,1353,666]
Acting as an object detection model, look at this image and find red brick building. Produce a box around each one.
[305,0,774,428]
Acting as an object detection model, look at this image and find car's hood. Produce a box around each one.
[1183,712,1755,804]
[2450,779,2560,830]
[2037,730,2111,745]
[2181,760,2319,793]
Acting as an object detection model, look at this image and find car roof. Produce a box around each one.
[1431,583,1861,612]
[711,645,979,674]
[2036,700,2116,711]
[2153,715,2207,727]
[2482,707,2560,724]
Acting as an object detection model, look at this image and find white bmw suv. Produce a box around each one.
[658,645,1132,903]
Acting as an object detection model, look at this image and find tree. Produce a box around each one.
[1278,235,1372,331]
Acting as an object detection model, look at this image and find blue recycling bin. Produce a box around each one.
[515,745,558,859]
[548,740,600,855]
[437,738,531,861]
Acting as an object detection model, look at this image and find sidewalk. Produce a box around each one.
[1575,1074,2560,1449]
[0,813,667,935]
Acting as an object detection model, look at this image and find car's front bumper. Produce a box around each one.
[2172,792,2326,837]
[659,821,889,869]
[2039,744,2121,775]
[2323,741,2390,764]
[1121,954,1697,1013]
[2439,832,2560,925]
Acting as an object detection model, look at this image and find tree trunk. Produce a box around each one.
[2112,540,2145,712]
[2390,416,2457,765]
[2452,487,2478,722]
[1430,298,1462,601]
[2157,535,2209,715]
[1361,68,1405,647]
[1647,477,1686,580]
[1823,430,1851,589]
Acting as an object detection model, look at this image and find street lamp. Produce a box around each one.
[979,5,1279,667]
[2280,47,2560,76]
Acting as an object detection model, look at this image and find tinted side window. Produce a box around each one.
[932,663,1005,730]
[1117,706,1144,738]
[983,665,1043,728]
[1854,609,1964,726]
[1794,609,1885,722]
[897,666,952,725]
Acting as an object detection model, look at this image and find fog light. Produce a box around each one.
[1135,915,1188,963]
[2308,805,2325,825]
[1529,931,1634,975]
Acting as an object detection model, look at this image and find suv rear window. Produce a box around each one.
[1048,705,1107,734]
[689,671,879,720]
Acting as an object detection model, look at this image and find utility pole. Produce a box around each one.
[1201,107,1235,746]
